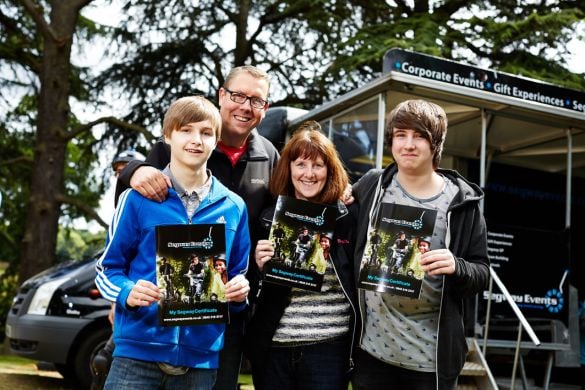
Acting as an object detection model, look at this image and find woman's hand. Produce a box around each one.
[255,239,275,272]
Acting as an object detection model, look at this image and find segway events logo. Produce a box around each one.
[544,289,564,313]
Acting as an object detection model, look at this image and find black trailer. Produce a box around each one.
[288,48,585,388]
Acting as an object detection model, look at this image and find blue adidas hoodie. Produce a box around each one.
[95,176,250,369]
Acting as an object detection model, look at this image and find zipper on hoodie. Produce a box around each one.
[329,236,358,373]
[186,194,213,224]
[253,216,274,301]
[179,193,197,349]
[325,203,357,369]
[185,189,243,325]
[357,174,385,346]
[433,210,451,390]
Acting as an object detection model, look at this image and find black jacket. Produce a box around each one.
[352,164,490,389]
[244,201,359,389]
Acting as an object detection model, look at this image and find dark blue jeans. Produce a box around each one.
[262,338,351,390]
[352,348,447,390]
[105,357,216,390]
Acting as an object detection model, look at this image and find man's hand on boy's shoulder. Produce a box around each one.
[130,166,172,202]
[342,183,354,206]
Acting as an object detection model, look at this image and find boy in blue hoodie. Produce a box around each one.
[95,96,251,389]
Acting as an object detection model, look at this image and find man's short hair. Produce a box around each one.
[224,65,271,98]
[162,96,222,139]
[384,99,448,169]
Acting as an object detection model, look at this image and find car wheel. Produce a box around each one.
[71,327,112,390]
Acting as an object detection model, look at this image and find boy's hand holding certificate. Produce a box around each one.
[155,224,228,326]
[357,203,437,299]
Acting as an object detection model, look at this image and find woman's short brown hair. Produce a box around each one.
[270,121,348,204]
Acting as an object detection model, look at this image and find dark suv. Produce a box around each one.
[5,255,111,389]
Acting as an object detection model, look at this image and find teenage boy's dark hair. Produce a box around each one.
[384,99,448,169]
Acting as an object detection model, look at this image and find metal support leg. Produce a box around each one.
[519,355,529,389]
[542,351,554,390]
[511,323,523,389]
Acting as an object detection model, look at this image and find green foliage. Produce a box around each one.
[0,123,33,270]
[96,0,585,135]
[330,0,585,92]
[96,0,359,128]
[1,0,584,279]
[0,226,104,342]
[60,128,104,225]
[0,271,18,343]
[0,1,142,279]
[56,228,105,263]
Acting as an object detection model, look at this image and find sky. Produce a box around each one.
[566,31,585,73]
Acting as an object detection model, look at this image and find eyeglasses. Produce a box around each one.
[223,87,268,109]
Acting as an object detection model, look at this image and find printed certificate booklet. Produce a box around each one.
[358,203,437,298]
[264,195,336,291]
[155,224,227,326]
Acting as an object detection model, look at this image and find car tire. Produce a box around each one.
[70,327,112,389]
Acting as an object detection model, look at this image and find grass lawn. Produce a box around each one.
[0,343,55,373]
[0,352,37,365]
[0,343,71,389]
[0,343,256,389]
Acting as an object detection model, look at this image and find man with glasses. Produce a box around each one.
[115,65,278,390]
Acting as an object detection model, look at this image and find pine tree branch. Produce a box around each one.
[0,155,33,166]
[66,116,155,142]
[18,0,61,43]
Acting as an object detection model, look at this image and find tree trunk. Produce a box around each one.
[234,0,250,66]
[19,2,85,281]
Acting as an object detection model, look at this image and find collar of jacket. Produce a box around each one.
[243,129,271,161]
[334,199,349,220]
[380,163,484,202]
[168,176,230,205]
